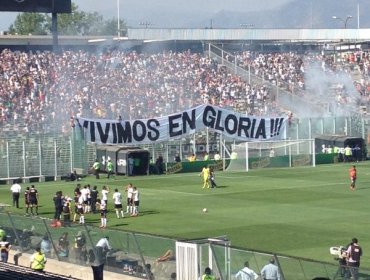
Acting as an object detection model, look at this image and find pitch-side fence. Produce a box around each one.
[0,212,369,280]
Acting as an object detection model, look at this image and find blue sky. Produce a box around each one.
[0,0,293,31]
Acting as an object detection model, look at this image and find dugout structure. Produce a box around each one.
[95,145,150,176]
[315,135,365,157]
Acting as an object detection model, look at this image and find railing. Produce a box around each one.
[0,114,366,180]
[2,212,370,280]
[0,212,176,280]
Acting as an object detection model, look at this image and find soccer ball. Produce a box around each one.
[203,208,208,213]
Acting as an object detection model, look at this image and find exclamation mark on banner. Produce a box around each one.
[270,119,275,137]
[276,118,284,135]
[274,118,279,136]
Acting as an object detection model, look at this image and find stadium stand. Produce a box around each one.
[2,47,369,137]
[0,49,280,135]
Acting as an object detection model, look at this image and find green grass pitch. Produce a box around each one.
[1,161,369,267]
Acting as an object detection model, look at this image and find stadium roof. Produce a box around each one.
[127,28,370,42]
[1,28,370,47]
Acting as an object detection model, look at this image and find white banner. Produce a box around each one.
[74,105,288,145]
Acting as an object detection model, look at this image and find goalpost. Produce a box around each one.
[226,139,316,172]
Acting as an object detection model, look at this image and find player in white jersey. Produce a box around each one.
[112,189,124,218]
[125,183,134,214]
[101,185,109,205]
[131,186,140,217]
[77,194,85,224]
[97,199,107,228]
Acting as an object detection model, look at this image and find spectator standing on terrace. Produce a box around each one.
[202,267,216,280]
[74,231,87,264]
[0,236,11,263]
[92,236,112,280]
[57,232,69,258]
[40,234,52,257]
[235,261,259,280]
[30,247,47,272]
[260,258,281,280]
[10,179,21,208]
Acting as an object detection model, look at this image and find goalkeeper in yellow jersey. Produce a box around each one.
[200,166,210,189]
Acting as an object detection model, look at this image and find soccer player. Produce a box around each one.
[349,165,357,191]
[24,186,30,216]
[125,183,134,214]
[28,185,39,215]
[77,193,85,224]
[97,199,107,228]
[101,185,109,206]
[112,189,124,219]
[200,166,210,189]
[131,186,140,216]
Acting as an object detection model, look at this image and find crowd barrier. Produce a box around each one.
[1,212,370,280]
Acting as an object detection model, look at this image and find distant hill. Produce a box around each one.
[187,0,369,29]
[74,0,369,29]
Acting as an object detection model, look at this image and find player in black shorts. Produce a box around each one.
[28,185,39,215]
[24,186,30,216]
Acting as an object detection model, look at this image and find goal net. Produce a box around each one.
[226,139,315,171]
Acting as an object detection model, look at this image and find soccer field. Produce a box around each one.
[1,161,369,267]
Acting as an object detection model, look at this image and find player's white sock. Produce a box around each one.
[116,209,119,218]
[120,210,124,217]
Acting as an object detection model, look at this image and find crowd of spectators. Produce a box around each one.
[2,47,370,135]
[234,49,370,109]
[0,49,280,133]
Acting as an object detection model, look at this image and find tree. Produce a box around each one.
[8,3,126,36]
[97,18,127,36]
[8,13,48,35]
